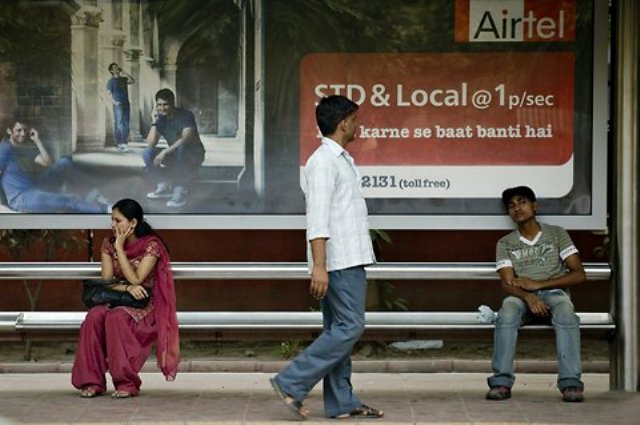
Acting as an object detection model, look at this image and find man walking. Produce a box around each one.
[486,186,586,402]
[106,63,135,152]
[270,95,383,420]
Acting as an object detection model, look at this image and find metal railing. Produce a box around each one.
[0,261,614,333]
[0,261,612,281]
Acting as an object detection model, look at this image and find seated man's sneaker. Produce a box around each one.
[86,189,110,206]
[486,386,511,400]
[147,182,173,199]
[94,192,110,207]
[561,386,584,402]
[166,186,187,208]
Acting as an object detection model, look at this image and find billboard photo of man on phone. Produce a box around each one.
[0,120,109,213]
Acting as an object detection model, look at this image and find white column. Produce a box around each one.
[161,62,178,95]
[70,6,103,152]
[253,0,265,197]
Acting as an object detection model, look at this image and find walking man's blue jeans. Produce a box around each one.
[488,290,584,391]
[273,266,367,418]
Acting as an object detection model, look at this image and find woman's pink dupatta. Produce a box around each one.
[125,235,180,380]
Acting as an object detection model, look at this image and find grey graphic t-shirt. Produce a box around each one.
[496,223,578,281]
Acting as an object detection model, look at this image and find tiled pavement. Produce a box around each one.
[0,372,638,424]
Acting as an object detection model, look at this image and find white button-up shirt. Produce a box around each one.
[301,137,376,271]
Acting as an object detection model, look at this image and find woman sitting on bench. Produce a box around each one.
[71,198,180,398]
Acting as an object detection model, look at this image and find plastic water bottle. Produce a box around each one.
[477,305,496,323]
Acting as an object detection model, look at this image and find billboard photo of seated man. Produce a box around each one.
[0,120,109,213]
[144,88,206,209]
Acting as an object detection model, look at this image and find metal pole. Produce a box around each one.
[614,0,640,392]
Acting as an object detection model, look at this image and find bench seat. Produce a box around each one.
[12,311,614,332]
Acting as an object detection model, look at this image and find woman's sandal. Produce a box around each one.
[111,390,132,399]
[80,387,101,398]
[269,378,308,420]
[335,404,384,419]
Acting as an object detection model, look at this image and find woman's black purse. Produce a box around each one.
[82,279,152,309]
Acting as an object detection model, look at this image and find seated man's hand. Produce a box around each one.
[153,150,166,167]
[510,276,542,291]
[524,293,549,317]
[28,128,40,141]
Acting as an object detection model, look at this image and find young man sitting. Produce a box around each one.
[486,186,586,403]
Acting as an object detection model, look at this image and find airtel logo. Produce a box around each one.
[455,0,576,43]
[474,8,567,40]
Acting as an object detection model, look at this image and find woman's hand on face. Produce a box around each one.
[114,224,135,250]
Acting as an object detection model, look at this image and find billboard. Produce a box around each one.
[300,51,576,198]
[0,0,607,229]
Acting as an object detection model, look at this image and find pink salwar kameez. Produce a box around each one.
[71,235,179,396]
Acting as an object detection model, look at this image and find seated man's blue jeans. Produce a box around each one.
[142,145,204,187]
[36,156,95,196]
[273,266,367,418]
[38,156,73,187]
[9,156,105,213]
[12,189,104,213]
[488,290,583,391]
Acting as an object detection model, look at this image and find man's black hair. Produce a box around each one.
[108,62,118,73]
[501,185,537,209]
[315,95,358,137]
[6,119,31,134]
[155,88,176,106]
